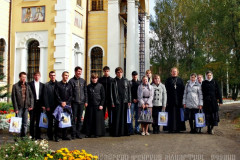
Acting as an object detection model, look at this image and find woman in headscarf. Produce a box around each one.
[202,71,222,134]
[183,73,203,134]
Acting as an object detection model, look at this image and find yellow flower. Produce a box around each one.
[44,157,48,160]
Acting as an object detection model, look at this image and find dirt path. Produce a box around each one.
[48,103,240,160]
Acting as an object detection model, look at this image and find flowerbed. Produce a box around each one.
[0,137,99,160]
[45,148,98,160]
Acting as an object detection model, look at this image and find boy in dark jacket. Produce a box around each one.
[84,73,105,138]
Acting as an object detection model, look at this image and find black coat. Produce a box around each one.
[165,77,185,107]
[111,77,131,105]
[164,76,186,132]
[69,76,87,104]
[86,83,105,106]
[11,81,34,111]
[98,76,113,105]
[55,81,73,106]
[44,80,58,111]
[129,79,140,102]
[202,80,223,113]
[28,81,45,108]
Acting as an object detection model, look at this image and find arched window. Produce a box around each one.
[27,40,40,82]
[0,39,5,79]
[92,0,103,11]
[91,47,103,77]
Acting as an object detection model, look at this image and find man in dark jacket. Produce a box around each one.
[28,71,45,140]
[98,66,113,134]
[43,71,58,141]
[128,71,141,134]
[55,71,73,140]
[69,66,87,139]
[12,72,34,137]
[111,67,131,137]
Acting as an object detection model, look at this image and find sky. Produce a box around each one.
[149,0,155,18]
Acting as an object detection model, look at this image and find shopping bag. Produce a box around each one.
[39,112,48,128]
[195,112,206,127]
[180,108,185,121]
[59,112,72,128]
[127,108,131,124]
[158,112,168,126]
[9,117,22,133]
[138,109,153,124]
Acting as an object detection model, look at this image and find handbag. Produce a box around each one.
[195,110,206,127]
[138,108,153,124]
[158,112,168,126]
[127,108,131,124]
[59,112,72,128]
[9,116,22,133]
[39,112,48,128]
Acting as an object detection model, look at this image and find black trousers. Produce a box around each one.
[46,111,55,139]
[71,103,84,137]
[188,108,199,131]
[152,106,163,132]
[29,101,41,139]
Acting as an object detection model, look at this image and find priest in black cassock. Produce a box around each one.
[164,67,186,133]
[111,67,131,137]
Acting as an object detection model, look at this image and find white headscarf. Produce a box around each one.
[205,71,213,81]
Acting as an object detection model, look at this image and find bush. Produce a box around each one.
[0,102,13,112]
[0,137,51,160]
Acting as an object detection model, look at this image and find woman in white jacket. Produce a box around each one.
[183,73,203,134]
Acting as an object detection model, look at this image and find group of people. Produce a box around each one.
[11,66,223,142]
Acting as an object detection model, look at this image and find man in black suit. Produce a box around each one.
[29,71,45,140]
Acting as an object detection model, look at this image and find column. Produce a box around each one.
[54,0,72,81]
[39,46,48,82]
[135,1,140,75]
[107,0,120,77]
[126,0,136,79]
[145,15,150,70]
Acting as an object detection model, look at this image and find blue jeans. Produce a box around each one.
[128,102,139,133]
[17,108,29,137]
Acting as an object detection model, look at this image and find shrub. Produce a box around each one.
[0,137,51,160]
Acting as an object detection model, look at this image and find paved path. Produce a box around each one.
[48,104,240,160]
[1,103,240,160]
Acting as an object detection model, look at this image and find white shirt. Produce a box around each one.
[34,80,40,100]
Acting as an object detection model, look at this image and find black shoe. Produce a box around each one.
[76,135,82,139]
[134,130,140,135]
[35,137,43,140]
[94,135,99,138]
[62,137,71,140]
[71,136,76,140]
[55,138,59,142]
[48,136,53,141]
[85,135,90,138]
[153,131,157,134]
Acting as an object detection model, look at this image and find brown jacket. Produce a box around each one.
[11,81,34,111]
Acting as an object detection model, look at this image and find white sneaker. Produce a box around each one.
[146,132,150,136]
[141,132,145,136]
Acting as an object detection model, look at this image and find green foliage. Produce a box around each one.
[150,0,240,98]
[0,102,13,112]
[0,137,51,160]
